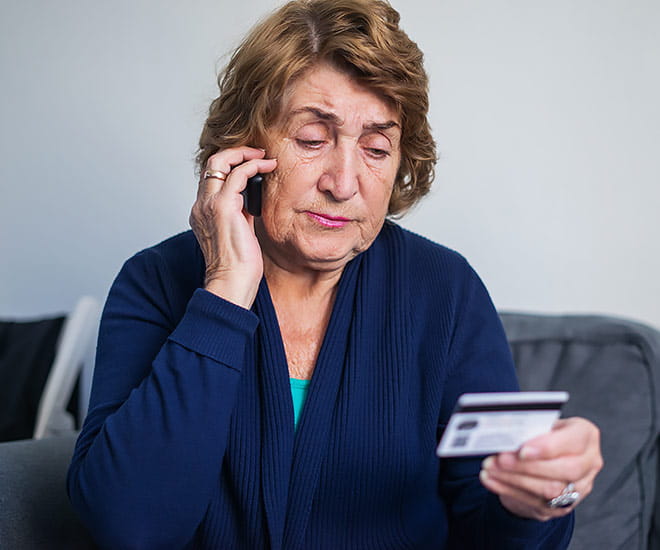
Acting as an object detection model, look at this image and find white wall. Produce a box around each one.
[402,0,660,327]
[2,1,658,329]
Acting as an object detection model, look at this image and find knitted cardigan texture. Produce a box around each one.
[68,222,572,549]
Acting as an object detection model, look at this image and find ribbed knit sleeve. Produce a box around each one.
[67,244,259,550]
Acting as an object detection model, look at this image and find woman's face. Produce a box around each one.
[255,63,401,274]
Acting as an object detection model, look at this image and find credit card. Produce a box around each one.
[436,391,569,457]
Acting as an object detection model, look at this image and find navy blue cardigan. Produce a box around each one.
[68,222,572,549]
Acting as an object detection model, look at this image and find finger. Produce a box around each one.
[482,459,580,502]
[479,471,574,521]
[517,417,596,461]
[488,450,602,501]
[492,421,602,482]
[198,146,266,197]
[192,156,278,236]
[491,451,595,483]
[205,145,267,173]
[219,157,277,198]
[199,169,229,198]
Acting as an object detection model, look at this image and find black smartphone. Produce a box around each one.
[242,174,263,216]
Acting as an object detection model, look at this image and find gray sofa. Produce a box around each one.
[1,312,658,549]
[501,312,660,550]
[0,434,96,549]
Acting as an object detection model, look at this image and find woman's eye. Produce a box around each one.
[366,148,390,158]
[296,139,326,149]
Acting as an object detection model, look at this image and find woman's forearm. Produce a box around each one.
[68,267,258,548]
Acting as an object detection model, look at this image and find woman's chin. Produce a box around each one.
[265,240,361,274]
[292,248,357,272]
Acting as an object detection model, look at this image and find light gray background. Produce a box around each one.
[2,0,658,329]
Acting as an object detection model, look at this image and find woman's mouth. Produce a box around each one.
[306,211,350,228]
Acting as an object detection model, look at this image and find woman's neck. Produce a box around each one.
[262,256,343,304]
[263,258,342,380]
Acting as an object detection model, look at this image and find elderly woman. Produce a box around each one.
[68,0,602,548]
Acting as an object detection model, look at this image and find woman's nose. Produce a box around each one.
[318,144,359,201]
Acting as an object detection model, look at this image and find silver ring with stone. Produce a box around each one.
[547,482,580,509]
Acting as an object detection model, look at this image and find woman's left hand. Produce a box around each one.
[479,417,603,521]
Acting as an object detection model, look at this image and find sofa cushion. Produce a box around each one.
[0,317,65,441]
[0,434,96,549]
[500,312,660,550]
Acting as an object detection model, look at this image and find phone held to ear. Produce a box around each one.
[242,174,263,217]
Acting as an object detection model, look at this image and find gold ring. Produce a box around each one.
[203,170,228,181]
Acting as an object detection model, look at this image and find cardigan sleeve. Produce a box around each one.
[67,248,259,549]
[437,261,574,549]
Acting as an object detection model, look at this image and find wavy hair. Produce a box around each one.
[197,0,436,216]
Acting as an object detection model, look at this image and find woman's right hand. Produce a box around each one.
[189,146,277,309]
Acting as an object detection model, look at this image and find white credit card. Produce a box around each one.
[436,391,569,457]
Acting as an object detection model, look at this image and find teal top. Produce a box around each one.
[290,378,311,429]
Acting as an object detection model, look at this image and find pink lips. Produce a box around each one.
[306,211,350,228]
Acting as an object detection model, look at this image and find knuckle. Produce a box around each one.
[543,481,565,501]
[207,150,225,164]
[189,211,201,229]
[563,463,583,482]
[594,455,604,473]
[206,199,218,216]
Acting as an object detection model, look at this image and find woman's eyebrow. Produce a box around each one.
[289,106,341,124]
[287,106,399,133]
[363,121,400,132]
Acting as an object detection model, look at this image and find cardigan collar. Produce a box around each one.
[254,253,362,550]
[252,222,410,550]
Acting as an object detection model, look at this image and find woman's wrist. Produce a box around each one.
[204,274,259,310]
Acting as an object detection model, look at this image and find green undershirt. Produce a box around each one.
[290,378,311,430]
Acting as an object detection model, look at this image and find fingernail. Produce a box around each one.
[481,456,494,470]
[519,445,540,460]
[479,469,489,483]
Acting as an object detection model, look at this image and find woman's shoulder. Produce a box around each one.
[381,222,493,316]
[112,231,204,318]
[125,230,202,277]
[382,221,473,279]
[130,230,200,263]
[378,223,503,362]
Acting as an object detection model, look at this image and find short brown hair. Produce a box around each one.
[197,0,436,216]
